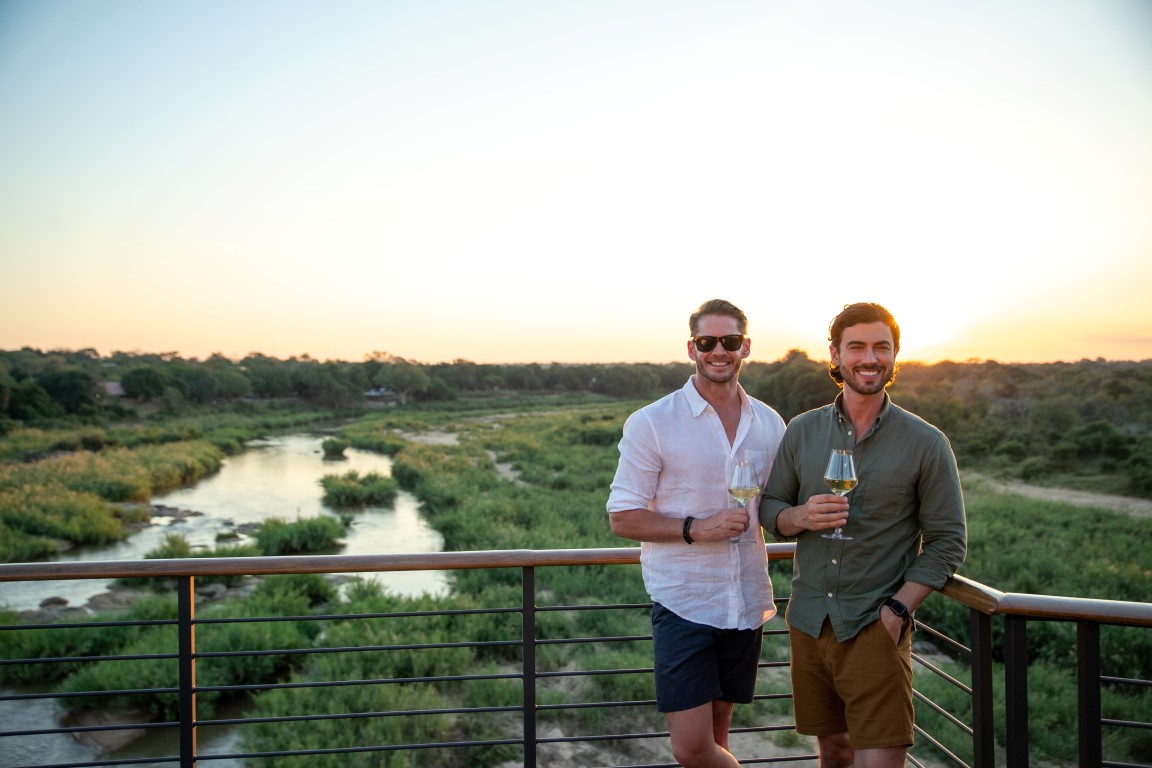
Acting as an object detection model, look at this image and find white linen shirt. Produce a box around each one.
[607,378,786,630]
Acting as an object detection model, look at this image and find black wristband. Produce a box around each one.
[884,597,911,619]
[682,516,695,544]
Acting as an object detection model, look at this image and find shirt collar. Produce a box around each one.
[832,390,892,429]
[683,377,748,418]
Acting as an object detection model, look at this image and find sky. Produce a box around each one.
[2,0,1151,366]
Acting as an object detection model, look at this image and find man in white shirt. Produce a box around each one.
[607,298,787,768]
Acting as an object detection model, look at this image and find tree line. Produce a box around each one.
[2,346,1150,494]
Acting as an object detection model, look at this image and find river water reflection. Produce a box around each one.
[1,434,449,613]
[0,434,449,768]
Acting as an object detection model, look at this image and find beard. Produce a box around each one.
[840,363,895,395]
[695,355,742,384]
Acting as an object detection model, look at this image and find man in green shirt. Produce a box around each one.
[759,302,967,768]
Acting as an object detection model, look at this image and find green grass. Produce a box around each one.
[2,399,1149,765]
[319,469,399,507]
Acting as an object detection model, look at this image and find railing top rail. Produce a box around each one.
[942,573,1152,628]
[4,546,1148,628]
[0,544,799,582]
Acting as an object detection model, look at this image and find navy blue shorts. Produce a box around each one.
[651,603,763,713]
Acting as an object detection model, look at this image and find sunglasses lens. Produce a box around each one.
[693,336,718,352]
[720,335,744,351]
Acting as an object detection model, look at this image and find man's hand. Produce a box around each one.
[879,606,906,644]
[775,494,849,537]
[691,508,751,542]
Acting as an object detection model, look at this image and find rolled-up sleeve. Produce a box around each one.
[607,411,660,514]
[904,436,967,588]
[759,429,800,541]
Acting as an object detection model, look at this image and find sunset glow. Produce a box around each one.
[2,0,1150,365]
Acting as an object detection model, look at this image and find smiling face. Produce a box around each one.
[830,321,897,396]
[688,313,749,385]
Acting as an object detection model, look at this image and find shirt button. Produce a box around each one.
[831,559,837,565]
[827,592,834,598]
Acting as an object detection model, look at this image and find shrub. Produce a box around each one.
[0,485,125,553]
[319,469,399,507]
[1125,448,1152,494]
[321,437,349,458]
[254,516,346,555]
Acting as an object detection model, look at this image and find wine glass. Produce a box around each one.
[727,453,759,543]
[822,448,857,540]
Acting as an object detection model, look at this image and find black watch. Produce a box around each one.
[884,597,911,620]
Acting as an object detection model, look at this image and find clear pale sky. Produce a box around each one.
[2,0,1151,365]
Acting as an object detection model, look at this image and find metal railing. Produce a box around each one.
[1,546,1150,768]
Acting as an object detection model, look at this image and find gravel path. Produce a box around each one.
[963,471,1152,519]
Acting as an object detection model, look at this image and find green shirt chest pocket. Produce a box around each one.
[853,462,920,520]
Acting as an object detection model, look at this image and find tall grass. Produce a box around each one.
[5,400,1149,765]
[0,406,347,562]
[319,470,399,507]
[0,440,225,560]
[0,484,150,561]
[254,515,348,554]
[0,405,339,462]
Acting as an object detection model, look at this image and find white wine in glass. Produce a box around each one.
[822,448,856,540]
[728,455,758,543]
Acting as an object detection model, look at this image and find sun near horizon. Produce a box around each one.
[1,1,1151,367]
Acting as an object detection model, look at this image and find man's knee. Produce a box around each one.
[816,732,854,768]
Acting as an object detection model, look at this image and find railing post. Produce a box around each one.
[177,575,197,768]
[523,566,537,768]
[1004,616,1029,768]
[1077,621,1102,767]
[969,608,995,768]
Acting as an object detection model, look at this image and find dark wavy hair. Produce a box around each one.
[689,299,748,336]
[827,302,900,385]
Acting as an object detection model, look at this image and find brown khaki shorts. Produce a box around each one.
[788,616,914,749]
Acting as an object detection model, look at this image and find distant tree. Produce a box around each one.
[121,366,171,401]
[375,358,431,404]
[362,351,390,388]
[204,352,235,368]
[0,360,12,412]
[179,366,220,404]
[1125,441,1152,493]
[292,361,357,407]
[416,376,458,401]
[7,378,64,420]
[158,385,187,415]
[1,348,51,379]
[36,367,99,414]
[342,362,370,393]
[751,350,837,421]
[539,363,595,392]
[214,369,253,400]
[1067,420,1133,461]
[591,365,660,397]
[242,354,294,398]
[442,359,481,391]
[503,364,543,390]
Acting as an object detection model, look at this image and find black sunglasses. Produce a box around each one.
[691,335,745,352]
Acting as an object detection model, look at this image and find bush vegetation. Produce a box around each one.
[1,346,1150,765]
[321,437,349,458]
[319,469,399,507]
[254,515,348,555]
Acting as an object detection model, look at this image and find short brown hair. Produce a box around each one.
[689,299,748,336]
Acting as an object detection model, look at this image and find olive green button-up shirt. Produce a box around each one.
[759,393,967,642]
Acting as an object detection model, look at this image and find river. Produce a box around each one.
[0,433,449,612]
[0,433,450,767]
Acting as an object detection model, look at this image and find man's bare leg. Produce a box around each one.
[817,732,907,767]
[665,700,740,768]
